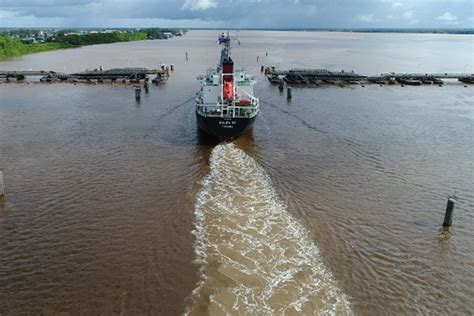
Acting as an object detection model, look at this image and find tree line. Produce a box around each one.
[0,28,186,59]
[55,31,147,46]
[0,36,71,60]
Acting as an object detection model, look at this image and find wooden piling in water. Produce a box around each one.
[279,80,284,91]
[443,195,456,227]
[0,168,4,196]
[287,87,292,100]
[135,87,141,101]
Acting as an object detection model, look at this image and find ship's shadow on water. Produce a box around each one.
[197,127,256,146]
[156,112,256,149]
[196,127,220,146]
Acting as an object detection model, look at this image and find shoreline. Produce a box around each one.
[0,28,185,60]
[0,42,73,61]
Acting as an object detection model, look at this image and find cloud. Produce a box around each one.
[357,14,374,22]
[400,10,419,25]
[402,10,414,19]
[436,12,457,21]
[182,0,217,11]
[436,12,458,25]
[392,1,402,9]
[0,0,472,28]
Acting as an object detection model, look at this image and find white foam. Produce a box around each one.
[186,143,352,315]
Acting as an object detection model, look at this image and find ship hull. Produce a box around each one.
[196,112,257,140]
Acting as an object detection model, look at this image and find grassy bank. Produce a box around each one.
[0,36,73,60]
[0,31,156,60]
[55,31,147,46]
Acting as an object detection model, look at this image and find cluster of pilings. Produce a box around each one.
[0,66,173,85]
[133,64,176,102]
[265,67,474,87]
[261,65,276,75]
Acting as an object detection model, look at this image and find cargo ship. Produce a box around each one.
[195,32,259,139]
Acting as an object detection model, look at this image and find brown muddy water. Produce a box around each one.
[0,31,473,315]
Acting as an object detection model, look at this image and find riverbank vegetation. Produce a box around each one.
[0,28,186,60]
[55,31,147,46]
[0,36,72,60]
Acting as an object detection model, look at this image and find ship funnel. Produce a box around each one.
[223,57,234,82]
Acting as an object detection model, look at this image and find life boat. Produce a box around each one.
[223,82,234,101]
[236,99,252,106]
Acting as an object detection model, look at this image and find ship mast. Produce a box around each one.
[219,31,232,67]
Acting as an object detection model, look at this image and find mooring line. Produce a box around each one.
[155,96,196,123]
[260,99,328,134]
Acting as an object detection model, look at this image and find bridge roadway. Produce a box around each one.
[0,68,165,79]
[379,72,473,80]
[270,69,473,80]
[0,70,60,77]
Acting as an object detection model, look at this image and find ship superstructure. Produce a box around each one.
[195,32,259,139]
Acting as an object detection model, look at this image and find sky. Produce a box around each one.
[0,0,473,29]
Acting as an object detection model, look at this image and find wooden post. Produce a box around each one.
[144,81,149,93]
[135,87,141,101]
[261,65,264,72]
[443,195,456,227]
[287,87,292,100]
[0,168,4,196]
[279,80,284,92]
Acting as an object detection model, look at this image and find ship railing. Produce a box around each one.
[196,103,258,118]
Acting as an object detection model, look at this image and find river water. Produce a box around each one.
[0,30,473,315]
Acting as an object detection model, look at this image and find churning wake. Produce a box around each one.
[186,143,352,315]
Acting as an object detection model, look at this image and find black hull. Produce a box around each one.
[196,113,257,140]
